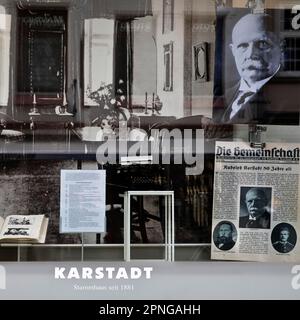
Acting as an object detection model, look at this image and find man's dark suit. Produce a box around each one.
[213,80,300,125]
[215,239,236,251]
[239,211,270,229]
[273,241,294,253]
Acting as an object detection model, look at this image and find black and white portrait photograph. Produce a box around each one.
[271,223,297,254]
[213,221,237,251]
[213,7,300,125]
[239,186,272,229]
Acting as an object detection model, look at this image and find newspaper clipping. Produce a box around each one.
[211,141,300,262]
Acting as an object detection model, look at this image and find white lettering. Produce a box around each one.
[96,129,205,175]
[192,305,201,314]
[68,267,80,279]
[144,267,153,279]
[82,267,93,279]
[166,305,175,314]
[183,305,192,313]
[106,267,115,279]
[95,267,104,279]
[126,307,133,317]
[292,5,300,30]
[116,267,128,279]
[131,267,142,279]
[54,267,65,279]
[151,305,158,313]
[54,266,153,280]
[99,307,105,315]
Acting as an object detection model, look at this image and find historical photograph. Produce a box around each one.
[271,223,297,254]
[0,1,215,247]
[213,8,300,125]
[213,221,237,251]
[239,186,272,229]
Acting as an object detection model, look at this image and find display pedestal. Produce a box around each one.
[123,191,174,261]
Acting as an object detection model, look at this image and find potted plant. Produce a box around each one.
[86,80,127,137]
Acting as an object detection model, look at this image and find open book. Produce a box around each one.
[0,215,49,243]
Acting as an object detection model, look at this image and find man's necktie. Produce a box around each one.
[230,91,255,119]
[237,91,255,105]
[246,219,256,228]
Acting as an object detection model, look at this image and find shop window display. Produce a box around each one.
[0,0,298,263]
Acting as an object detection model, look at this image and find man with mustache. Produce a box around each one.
[272,225,295,253]
[214,12,299,125]
[215,222,236,251]
[239,188,270,229]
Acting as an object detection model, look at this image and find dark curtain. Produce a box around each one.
[114,20,133,111]
[113,0,152,111]
[213,11,224,97]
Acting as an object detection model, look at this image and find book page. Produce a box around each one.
[0,216,4,231]
[37,218,49,244]
[60,170,106,233]
[0,215,45,241]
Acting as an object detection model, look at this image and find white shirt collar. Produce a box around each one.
[239,66,280,93]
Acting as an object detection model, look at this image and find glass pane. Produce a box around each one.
[84,19,114,105]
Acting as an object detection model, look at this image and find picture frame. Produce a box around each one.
[163,42,173,91]
[194,42,208,82]
[162,0,174,34]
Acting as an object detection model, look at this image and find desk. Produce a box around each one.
[135,115,176,131]
[28,113,74,153]
[0,112,26,158]
[71,126,150,160]
[0,129,26,158]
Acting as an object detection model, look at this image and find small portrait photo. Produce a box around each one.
[213,221,237,251]
[271,223,297,254]
[239,186,272,229]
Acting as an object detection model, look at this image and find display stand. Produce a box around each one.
[81,233,84,261]
[0,244,33,262]
[123,191,174,262]
[17,245,20,262]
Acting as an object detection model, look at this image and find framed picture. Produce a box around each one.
[163,42,173,91]
[162,0,174,34]
[212,7,300,126]
[194,42,208,82]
